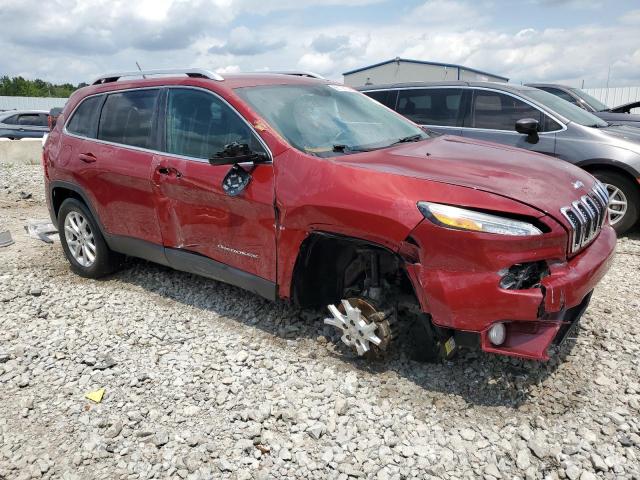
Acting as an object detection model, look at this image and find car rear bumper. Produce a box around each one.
[405,222,616,360]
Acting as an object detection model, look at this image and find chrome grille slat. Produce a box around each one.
[561,185,607,254]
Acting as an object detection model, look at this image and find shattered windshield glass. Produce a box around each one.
[235,83,429,157]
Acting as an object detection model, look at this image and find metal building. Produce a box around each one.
[342,57,509,87]
[0,96,67,112]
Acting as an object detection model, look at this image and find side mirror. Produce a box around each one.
[515,118,540,144]
[209,142,268,166]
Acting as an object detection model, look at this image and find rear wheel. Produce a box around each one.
[592,171,639,234]
[58,198,123,278]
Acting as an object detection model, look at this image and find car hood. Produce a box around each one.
[342,135,597,218]
[598,124,640,149]
[596,111,640,124]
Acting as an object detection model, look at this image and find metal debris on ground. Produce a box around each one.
[0,230,14,248]
[24,219,58,244]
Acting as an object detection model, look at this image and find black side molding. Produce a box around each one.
[105,234,170,266]
[165,248,277,301]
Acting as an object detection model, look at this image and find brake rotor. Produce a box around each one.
[324,297,391,359]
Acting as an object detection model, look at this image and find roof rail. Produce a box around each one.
[91,68,224,85]
[269,70,325,79]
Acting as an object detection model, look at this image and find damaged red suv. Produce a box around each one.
[43,69,615,362]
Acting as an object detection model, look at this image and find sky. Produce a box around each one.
[1,0,639,88]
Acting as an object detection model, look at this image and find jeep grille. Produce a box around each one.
[560,183,608,254]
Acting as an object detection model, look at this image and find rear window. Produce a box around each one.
[2,114,19,125]
[67,95,104,138]
[98,89,159,149]
[364,90,398,109]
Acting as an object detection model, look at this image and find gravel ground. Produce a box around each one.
[1,162,639,480]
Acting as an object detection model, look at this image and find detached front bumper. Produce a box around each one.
[405,221,616,360]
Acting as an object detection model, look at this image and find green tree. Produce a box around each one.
[0,76,82,97]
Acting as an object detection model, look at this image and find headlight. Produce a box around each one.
[417,201,542,236]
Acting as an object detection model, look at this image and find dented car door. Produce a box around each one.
[152,87,277,282]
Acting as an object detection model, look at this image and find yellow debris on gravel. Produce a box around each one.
[85,388,105,403]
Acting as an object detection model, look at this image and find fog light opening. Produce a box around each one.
[488,323,506,346]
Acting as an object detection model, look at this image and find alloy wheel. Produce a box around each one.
[64,211,96,267]
[603,183,628,226]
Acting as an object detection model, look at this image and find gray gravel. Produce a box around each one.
[1,163,639,480]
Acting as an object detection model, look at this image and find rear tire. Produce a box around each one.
[592,171,639,235]
[58,198,123,278]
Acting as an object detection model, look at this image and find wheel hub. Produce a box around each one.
[324,298,391,357]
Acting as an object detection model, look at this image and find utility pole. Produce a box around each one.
[605,64,611,105]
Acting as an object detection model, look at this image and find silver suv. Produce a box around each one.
[0,110,49,139]
[359,81,640,233]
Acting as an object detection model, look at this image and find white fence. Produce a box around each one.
[583,86,640,113]
[0,96,67,112]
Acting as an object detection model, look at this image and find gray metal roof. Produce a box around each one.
[0,96,67,112]
[342,58,509,82]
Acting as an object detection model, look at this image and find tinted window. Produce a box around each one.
[397,88,463,126]
[165,89,263,159]
[98,89,159,148]
[364,90,397,109]
[67,95,104,138]
[471,91,545,131]
[18,113,47,126]
[2,114,19,125]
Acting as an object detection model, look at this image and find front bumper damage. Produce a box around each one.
[403,220,616,360]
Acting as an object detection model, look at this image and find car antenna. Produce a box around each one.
[136,61,146,79]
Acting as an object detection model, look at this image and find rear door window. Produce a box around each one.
[67,95,104,138]
[364,90,398,109]
[98,89,159,149]
[164,88,263,160]
[396,88,463,126]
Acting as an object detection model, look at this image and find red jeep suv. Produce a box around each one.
[43,69,615,362]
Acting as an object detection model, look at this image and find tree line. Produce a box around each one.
[0,76,88,98]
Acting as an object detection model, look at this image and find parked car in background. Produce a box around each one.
[526,83,640,127]
[43,69,615,363]
[0,110,49,139]
[608,100,640,114]
[360,81,640,233]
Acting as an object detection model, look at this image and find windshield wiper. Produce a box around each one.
[332,144,370,153]
[390,134,424,145]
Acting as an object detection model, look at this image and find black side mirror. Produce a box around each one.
[515,118,540,144]
[209,142,269,166]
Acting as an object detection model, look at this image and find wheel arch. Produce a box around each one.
[290,231,416,309]
[49,181,106,233]
[577,159,640,189]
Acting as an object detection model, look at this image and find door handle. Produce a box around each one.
[79,153,96,163]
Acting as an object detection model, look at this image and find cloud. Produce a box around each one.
[208,27,286,56]
[0,0,639,89]
[311,35,350,54]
